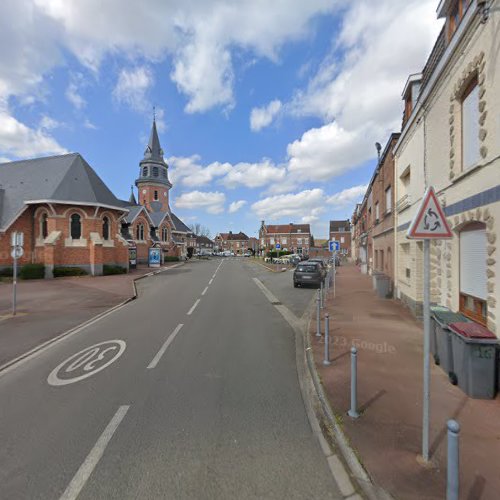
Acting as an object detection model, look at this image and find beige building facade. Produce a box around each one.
[394,0,500,333]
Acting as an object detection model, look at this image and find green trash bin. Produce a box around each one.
[431,309,470,383]
[430,306,450,365]
[449,322,499,399]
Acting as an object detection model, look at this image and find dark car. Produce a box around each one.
[293,261,325,288]
[308,257,327,269]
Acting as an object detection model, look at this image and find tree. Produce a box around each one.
[189,223,211,238]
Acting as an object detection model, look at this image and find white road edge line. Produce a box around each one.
[208,279,213,285]
[202,286,209,296]
[147,324,184,369]
[187,299,200,316]
[59,405,130,500]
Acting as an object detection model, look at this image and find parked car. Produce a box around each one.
[308,257,327,269]
[293,261,326,288]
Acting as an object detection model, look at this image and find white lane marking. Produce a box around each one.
[59,405,130,500]
[147,324,184,369]
[187,299,201,316]
[202,286,209,296]
[208,279,213,285]
[47,341,126,386]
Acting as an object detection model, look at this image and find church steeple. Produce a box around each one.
[135,117,172,213]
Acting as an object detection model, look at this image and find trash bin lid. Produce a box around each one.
[448,322,497,339]
[430,305,450,312]
[432,310,470,325]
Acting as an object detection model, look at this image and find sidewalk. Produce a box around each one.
[0,263,181,367]
[310,263,500,500]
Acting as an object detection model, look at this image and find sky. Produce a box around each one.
[0,0,443,239]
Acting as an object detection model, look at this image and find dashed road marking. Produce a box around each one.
[208,279,213,285]
[59,405,130,500]
[202,286,209,296]
[187,299,201,316]
[147,324,184,369]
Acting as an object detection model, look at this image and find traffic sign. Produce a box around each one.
[407,186,452,239]
[275,243,281,249]
[329,241,340,252]
[11,247,23,259]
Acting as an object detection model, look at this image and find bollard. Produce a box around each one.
[447,420,460,500]
[323,314,331,365]
[320,280,324,309]
[348,347,359,418]
[316,290,321,337]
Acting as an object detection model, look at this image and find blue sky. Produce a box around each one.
[0,0,442,239]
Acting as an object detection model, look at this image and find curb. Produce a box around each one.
[301,306,395,500]
[0,262,185,376]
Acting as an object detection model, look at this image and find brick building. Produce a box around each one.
[214,231,249,254]
[0,119,193,276]
[259,221,311,255]
[195,235,215,253]
[329,220,352,257]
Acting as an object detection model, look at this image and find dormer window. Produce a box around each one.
[447,0,471,42]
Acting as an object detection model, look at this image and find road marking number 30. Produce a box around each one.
[47,340,126,386]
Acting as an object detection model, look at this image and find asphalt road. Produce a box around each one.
[0,258,341,499]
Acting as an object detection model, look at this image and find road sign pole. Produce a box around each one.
[333,250,336,298]
[12,235,18,317]
[422,238,431,462]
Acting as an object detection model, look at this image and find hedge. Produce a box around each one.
[163,256,180,262]
[19,263,45,280]
[103,265,127,275]
[53,266,88,277]
[266,250,292,259]
[0,267,13,277]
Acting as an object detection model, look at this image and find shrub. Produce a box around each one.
[163,256,180,262]
[53,266,88,277]
[0,267,13,277]
[19,263,45,280]
[266,250,291,259]
[103,265,127,275]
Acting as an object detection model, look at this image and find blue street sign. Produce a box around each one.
[329,241,340,252]
[148,247,161,267]
[275,243,281,249]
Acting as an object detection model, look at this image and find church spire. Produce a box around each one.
[128,185,137,205]
[143,116,164,162]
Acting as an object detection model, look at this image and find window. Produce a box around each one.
[162,227,168,242]
[102,216,110,240]
[136,223,144,241]
[282,238,287,244]
[375,202,380,223]
[152,166,159,177]
[70,214,81,239]
[142,166,148,176]
[385,186,392,213]
[459,222,487,324]
[340,237,345,244]
[270,238,274,244]
[40,213,48,239]
[154,190,159,201]
[162,169,167,178]
[462,77,479,170]
[297,238,302,245]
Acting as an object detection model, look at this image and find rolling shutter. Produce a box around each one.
[460,227,487,300]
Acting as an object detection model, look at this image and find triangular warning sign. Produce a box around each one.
[407,186,452,239]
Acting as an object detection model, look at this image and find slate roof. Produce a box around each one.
[170,212,191,233]
[265,224,310,234]
[142,119,164,163]
[122,205,151,224]
[329,220,351,232]
[196,235,214,246]
[217,231,249,241]
[149,211,168,228]
[0,153,127,231]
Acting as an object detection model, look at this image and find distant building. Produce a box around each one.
[259,221,311,255]
[214,231,249,254]
[329,220,352,257]
[195,235,215,253]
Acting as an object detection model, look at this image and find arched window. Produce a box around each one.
[102,216,110,240]
[154,190,159,201]
[142,166,148,176]
[152,166,159,177]
[40,212,48,239]
[70,213,82,239]
[162,227,168,242]
[136,223,145,241]
[459,222,487,324]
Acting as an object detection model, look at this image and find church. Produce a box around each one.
[0,120,195,277]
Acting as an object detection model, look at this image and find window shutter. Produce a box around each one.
[460,228,487,299]
[462,84,479,169]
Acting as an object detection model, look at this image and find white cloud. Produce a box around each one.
[250,99,282,131]
[222,160,286,188]
[113,66,153,112]
[326,184,367,207]
[169,155,232,188]
[174,190,226,214]
[251,188,325,220]
[228,200,247,214]
[39,115,61,130]
[83,118,98,130]
[66,81,86,109]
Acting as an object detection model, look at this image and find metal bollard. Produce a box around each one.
[348,347,359,418]
[320,280,324,309]
[316,290,321,337]
[447,420,460,500]
[323,314,331,365]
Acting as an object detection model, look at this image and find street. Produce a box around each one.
[0,259,342,499]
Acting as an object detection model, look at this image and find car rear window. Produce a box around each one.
[296,264,318,273]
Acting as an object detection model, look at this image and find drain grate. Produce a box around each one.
[271,301,282,305]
